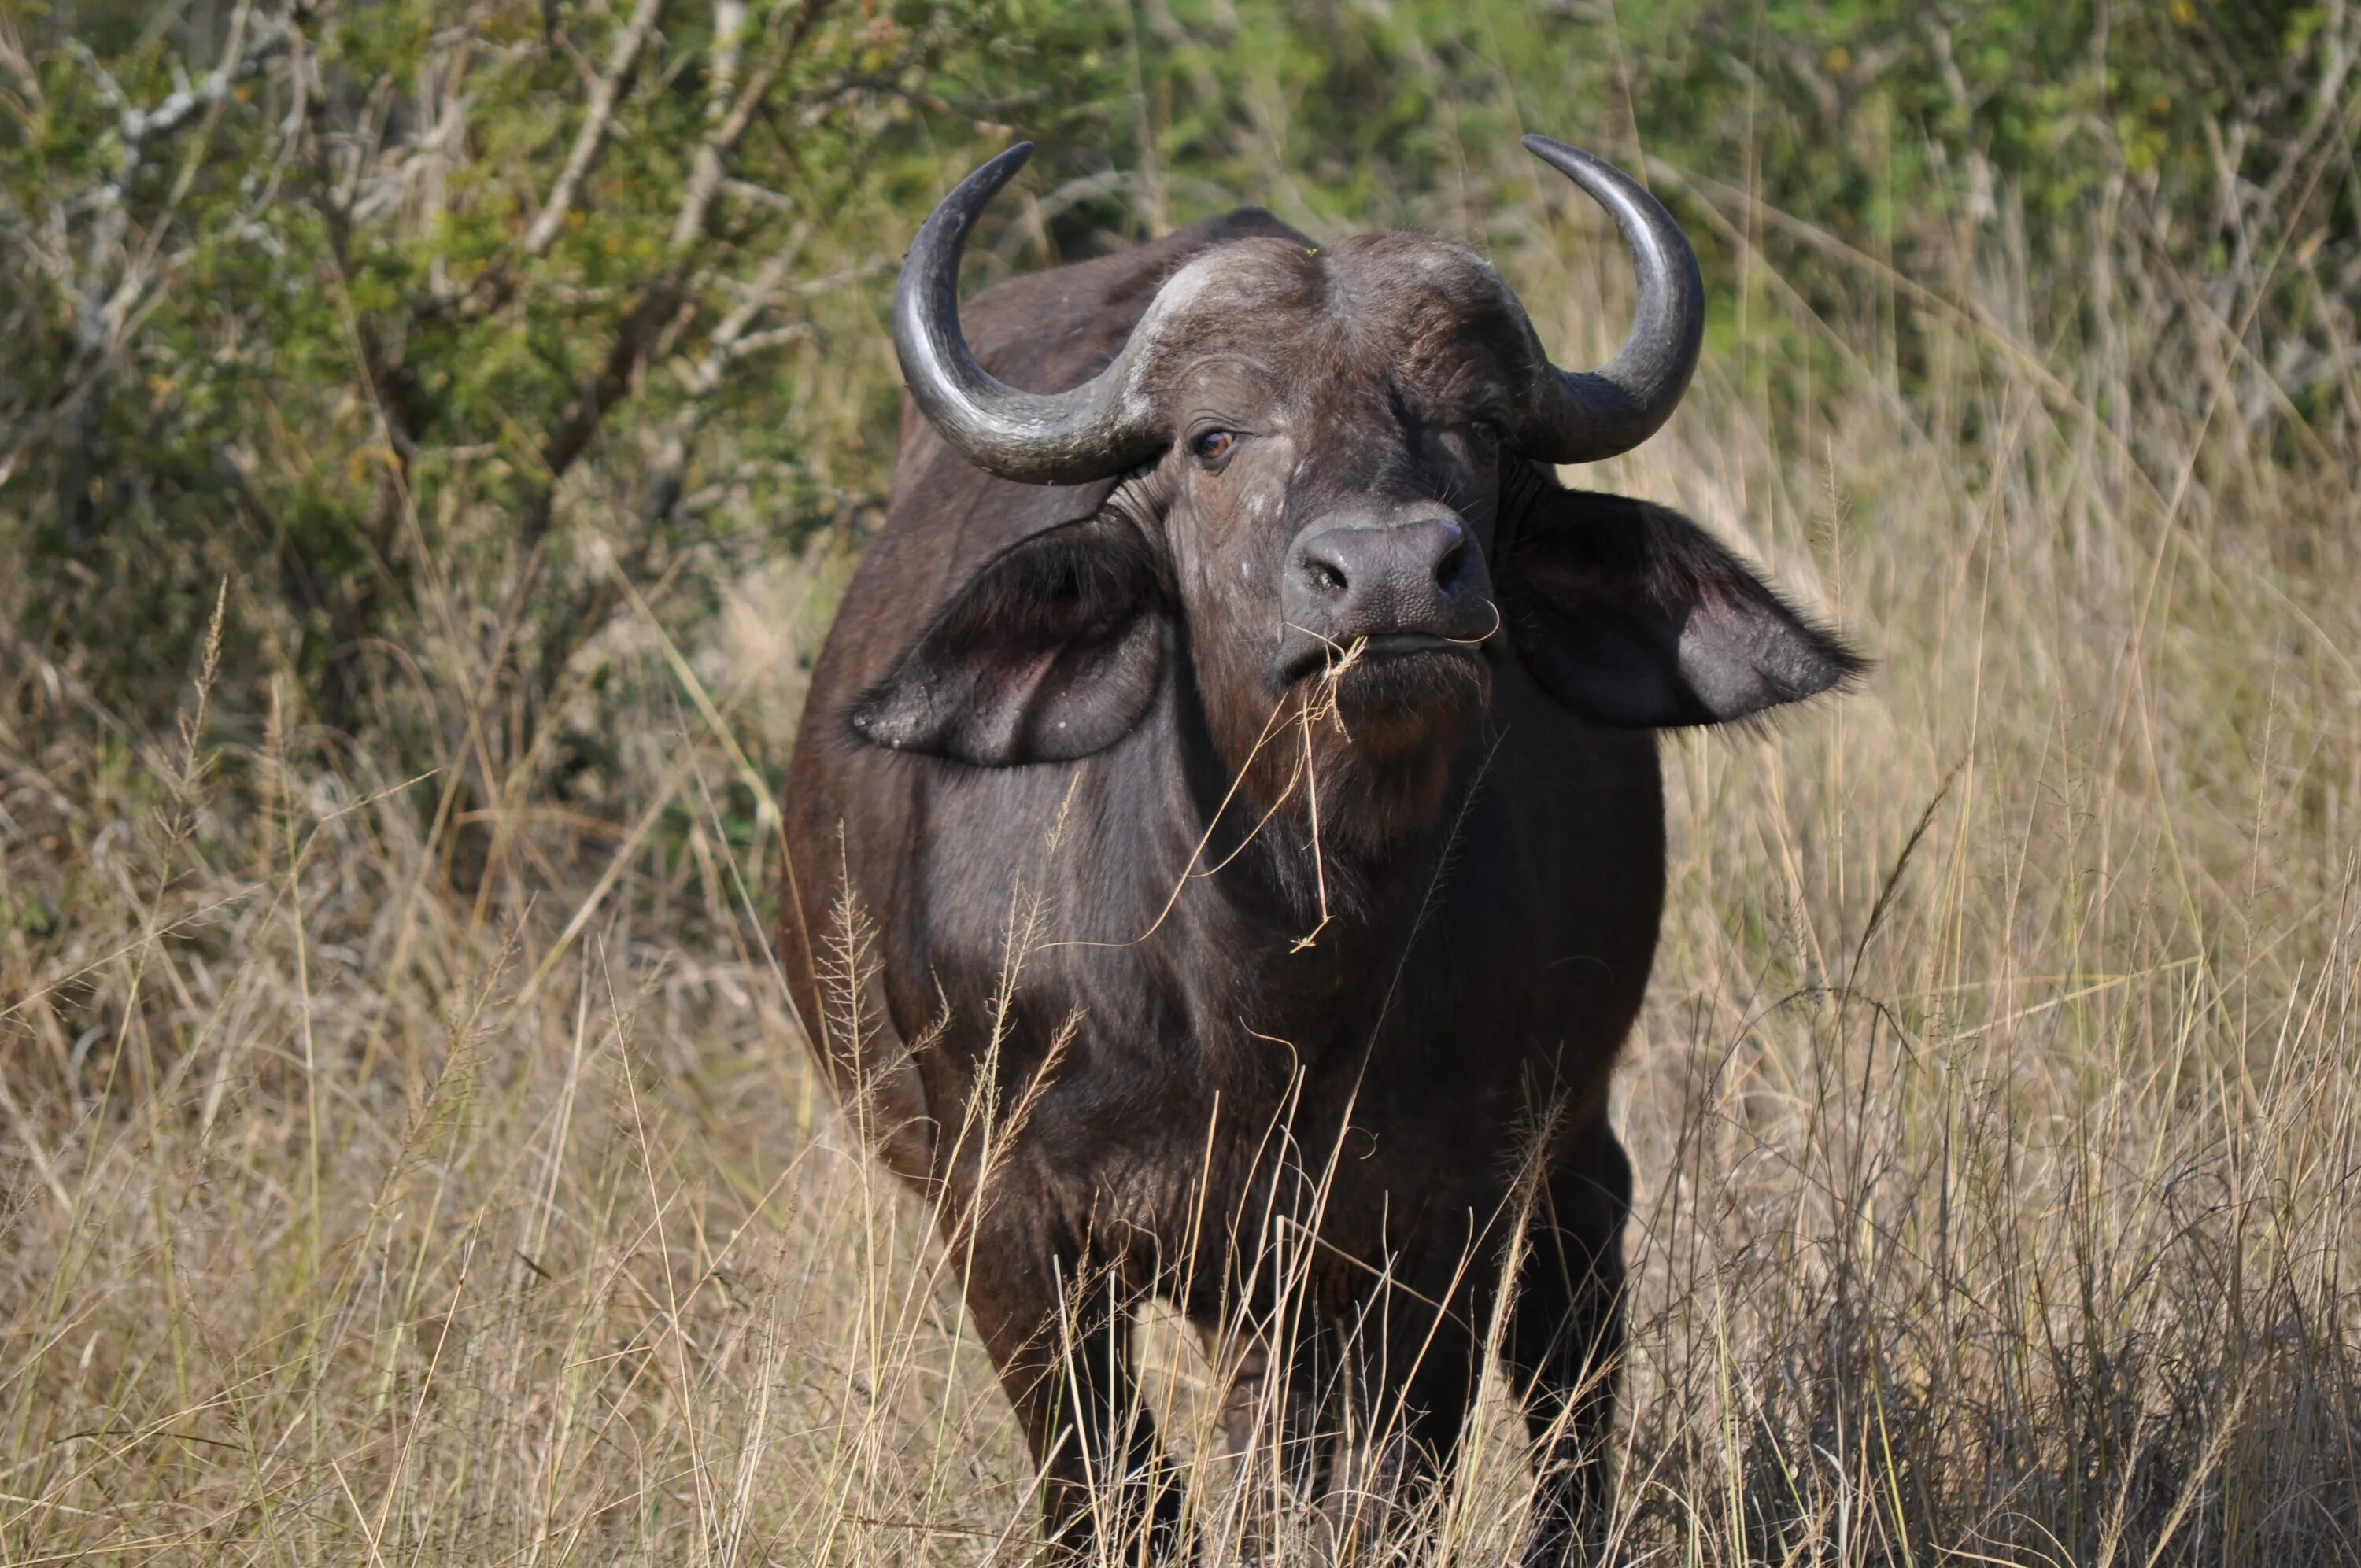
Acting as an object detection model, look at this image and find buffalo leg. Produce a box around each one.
[1203,1312,1344,1551]
[1504,1123,1633,1566]
[964,1250,1180,1559]
[1320,1267,1483,1559]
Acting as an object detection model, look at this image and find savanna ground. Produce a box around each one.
[6,1,2361,1562]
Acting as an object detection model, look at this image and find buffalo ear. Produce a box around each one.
[850,516,1168,766]
[1498,485,1864,727]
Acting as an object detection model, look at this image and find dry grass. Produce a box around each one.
[6,121,2361,1565]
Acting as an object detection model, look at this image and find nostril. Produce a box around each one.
[1433,538,1468,590]
[1302,555,1348,596]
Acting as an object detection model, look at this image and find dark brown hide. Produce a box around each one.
[781,206,1857,1562]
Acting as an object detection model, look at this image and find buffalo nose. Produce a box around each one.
[1287,515,1488,642]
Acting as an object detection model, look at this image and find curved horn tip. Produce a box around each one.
[970,140,1036,187]
[929,142,1036,224]
[1520,135,1642,199]
[1515,131,1705,463]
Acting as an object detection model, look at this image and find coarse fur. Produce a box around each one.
[781,205,1860,1562]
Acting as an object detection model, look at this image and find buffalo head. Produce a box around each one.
[853,139,1859,850]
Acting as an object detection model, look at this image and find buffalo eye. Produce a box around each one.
[1190,429,1238,468]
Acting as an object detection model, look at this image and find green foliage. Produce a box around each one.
[2,0,1076,720]
[2,0,2352,741]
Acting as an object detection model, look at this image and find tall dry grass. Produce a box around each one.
[6,113,2361,1566]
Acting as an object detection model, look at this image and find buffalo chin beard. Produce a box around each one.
[1322,645,1492,745]
[1198,647,1492,925]
[1289,647,1491,858]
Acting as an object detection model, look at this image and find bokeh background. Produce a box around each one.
[4,0,2360,1561]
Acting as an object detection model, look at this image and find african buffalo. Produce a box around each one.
[780,137,1858,1562]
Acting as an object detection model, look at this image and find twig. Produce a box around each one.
[92,5,295,182]
[521,0,667,258]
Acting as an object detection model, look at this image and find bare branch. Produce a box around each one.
[667,0,830,253]
[522,0,667,259]
[719,177,796,213]
[521,279,689,544]
[521,0,841,537]
[117,7,295,168]
[704,0,749,108]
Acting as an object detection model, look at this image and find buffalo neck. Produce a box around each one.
[1142,643,1491,1053]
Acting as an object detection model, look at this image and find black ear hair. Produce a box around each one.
[1498,480,1864,727]
[849,515,1169,766]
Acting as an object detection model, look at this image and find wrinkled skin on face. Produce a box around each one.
[1122,234,1523,848]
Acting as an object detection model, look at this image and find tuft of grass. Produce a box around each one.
[6,98,2361,1568]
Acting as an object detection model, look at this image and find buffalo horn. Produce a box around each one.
[1515,137,1705,463]
[893,143,1168,485]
